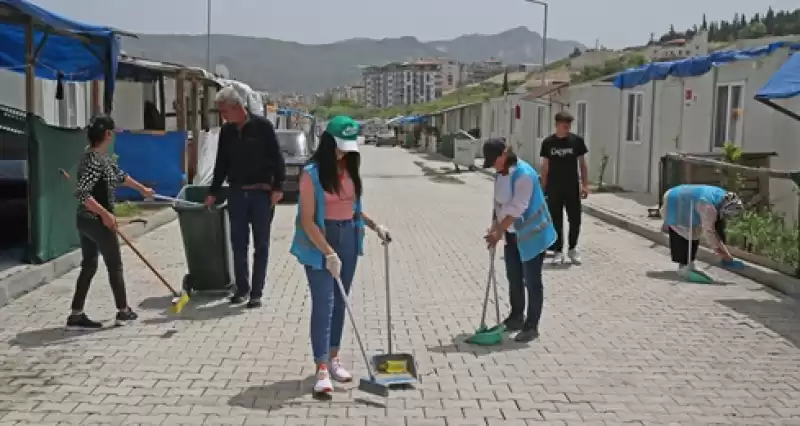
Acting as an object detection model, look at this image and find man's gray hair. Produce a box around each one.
[215,86,244,106]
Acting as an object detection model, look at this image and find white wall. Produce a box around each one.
[617,83,655,193]
[112,81,145,130]
[0,69,92,128]
[563,82,622,187]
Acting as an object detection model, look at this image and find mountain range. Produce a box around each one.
[121,26,584,95]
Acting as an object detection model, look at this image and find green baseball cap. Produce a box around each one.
[325,115,360,152]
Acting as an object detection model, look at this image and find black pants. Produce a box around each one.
[72,216,128,311]
[668,219,727,266]
[504,232,545,331]
[546,188,582,252]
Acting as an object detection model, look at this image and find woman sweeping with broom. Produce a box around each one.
[290,115,391,396]
[660,184,745,279]
[482,138,556,343]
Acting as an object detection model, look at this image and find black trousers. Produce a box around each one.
[546,188,582,252]
[503,232,545,330]
[71,216,128,311]
[668,219,727,266]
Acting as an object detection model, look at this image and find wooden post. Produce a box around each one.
[91,80,101,116]
[24,20,34,114]
[158,75,166,125]
[175,72,186,131]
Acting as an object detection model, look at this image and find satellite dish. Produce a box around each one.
[215,64,230,79]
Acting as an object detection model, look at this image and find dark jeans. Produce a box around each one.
[668,219,727,266]
[547,188,582,252]
[72,216,128,311]
[504,232,545,331]
[228,188,274,299]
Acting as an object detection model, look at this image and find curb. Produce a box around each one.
[582,203,800,298]
[0,208,178,308]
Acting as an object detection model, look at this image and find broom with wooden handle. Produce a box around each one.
[59,168,190,313]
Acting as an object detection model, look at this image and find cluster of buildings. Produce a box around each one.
[315,58,536,110]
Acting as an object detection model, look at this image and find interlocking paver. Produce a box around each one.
[0,146,800,425]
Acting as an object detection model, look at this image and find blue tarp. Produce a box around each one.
[114,131,187,201]
[756,52,800,100]
[614,41,800,90]
[0,0,121,109]
[399,115,425,124]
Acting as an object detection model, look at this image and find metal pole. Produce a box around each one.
[206,0,212,71]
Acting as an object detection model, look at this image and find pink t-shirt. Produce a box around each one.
[299,171,356,220]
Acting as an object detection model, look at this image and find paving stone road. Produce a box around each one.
[1,146,800,425]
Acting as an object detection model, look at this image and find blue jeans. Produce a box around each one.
[228,188,274,299]
[305,219,359,364]
[503,232,545,331]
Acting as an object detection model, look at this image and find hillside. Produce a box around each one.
[121,26,584,94]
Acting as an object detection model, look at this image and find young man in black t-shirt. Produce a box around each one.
[539,111,589,264]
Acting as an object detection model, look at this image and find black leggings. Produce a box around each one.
[71,216,129,311]
[668,219,727,266]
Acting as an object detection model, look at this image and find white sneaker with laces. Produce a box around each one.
[330,358,353,383]
[567,248,582,264]
[552,252,565,264]
[313,368,334,394]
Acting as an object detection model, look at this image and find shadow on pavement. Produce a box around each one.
[9,326,171,348]
[717,298,800,349]
[138,295,244,325]
[646,270,733,286]
[228,375,384,411]
[426,332,527,356]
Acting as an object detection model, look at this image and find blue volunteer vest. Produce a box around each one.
[289,163,366,270]
[663,184,726,228]
[505,160,557,262]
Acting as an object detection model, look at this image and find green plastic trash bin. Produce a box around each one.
[173,185,233,295]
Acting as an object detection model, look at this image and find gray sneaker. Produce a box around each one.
[567,248,582,264]
[552,252,565,264]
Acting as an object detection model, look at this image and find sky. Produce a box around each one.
[33,0,797,49]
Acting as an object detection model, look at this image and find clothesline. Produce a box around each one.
[0,62,95,79]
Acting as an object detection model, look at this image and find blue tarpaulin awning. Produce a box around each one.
[613,41,800,90]
[399,115,425,124]
[756,52,800,101]
[0,0,130,112]
[755,51,800,122]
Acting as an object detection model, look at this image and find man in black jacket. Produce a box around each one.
[205,86,286,307]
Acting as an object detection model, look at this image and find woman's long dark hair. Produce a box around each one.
[309,131,363,198]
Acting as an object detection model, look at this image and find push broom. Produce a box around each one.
[59,169,190,313]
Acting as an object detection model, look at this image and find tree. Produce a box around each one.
[501,69,509,94]
[701,13,708,30]
[569,47,582,58]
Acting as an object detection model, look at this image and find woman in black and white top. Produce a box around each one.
[68,115,154,330]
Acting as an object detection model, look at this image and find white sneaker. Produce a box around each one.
[552,252,565,264]
[567,249,582,264]
[677,265,691,279]
[313,368,334,394]
[330,358,353,383]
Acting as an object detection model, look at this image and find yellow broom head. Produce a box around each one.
[169,293,190,314]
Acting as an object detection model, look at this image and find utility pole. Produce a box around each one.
[206,0,212,71]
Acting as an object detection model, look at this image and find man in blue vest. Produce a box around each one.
[660,184,744,277]
[483,138,557,343]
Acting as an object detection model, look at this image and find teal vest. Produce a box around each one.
[664,184,726,228]
[289,163,366,270]
[505,160,557,262]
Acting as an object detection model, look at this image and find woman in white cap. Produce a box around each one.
[289,115,391,396]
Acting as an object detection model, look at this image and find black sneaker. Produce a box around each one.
[514,328,540,343]
[503,316,525,332]
[246,298,262,309]
[230,295,247,305]
[114,309,138,327]
[66,313,103,330]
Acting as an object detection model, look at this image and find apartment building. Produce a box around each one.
[362,61,444,109]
